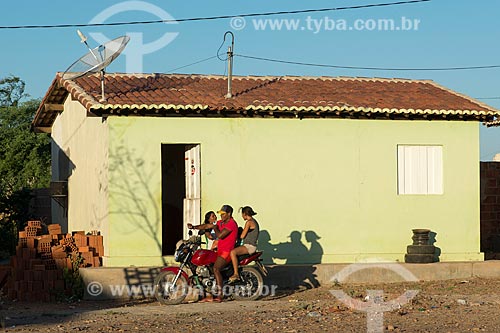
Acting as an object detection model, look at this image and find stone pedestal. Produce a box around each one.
[405,229,435,263]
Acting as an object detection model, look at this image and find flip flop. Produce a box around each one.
[212,297,223,303]
[228,276,240,284]
[199,297,214,303]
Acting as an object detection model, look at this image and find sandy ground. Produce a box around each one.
[2,277,500,332]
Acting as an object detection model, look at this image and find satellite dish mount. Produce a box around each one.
[63,30,130,103]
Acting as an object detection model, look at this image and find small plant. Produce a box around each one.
[1,292,5,329]
[62,252,85,301]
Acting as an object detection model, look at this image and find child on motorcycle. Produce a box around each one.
[201,211,218,250]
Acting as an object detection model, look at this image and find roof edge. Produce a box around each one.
[424,80,499,114]
[33,72,500,131]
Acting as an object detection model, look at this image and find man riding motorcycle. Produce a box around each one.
[188,204,238,302]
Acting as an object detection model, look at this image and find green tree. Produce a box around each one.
[0,76,26,107]
[0,76,51,258]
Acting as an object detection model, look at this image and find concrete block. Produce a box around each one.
[472,260,500,278]
[26,238,35,249]
[33,264,46,271]
[88,235,96,248]
[23,270,34,281]
[54,279,65,290]
[48,224,62,235]
[27,220,41,228]
[96,236,103,247]
[33,270,43,281]
[55,259,66,269]
[80,266,161,300]
[78,246,90,253]
[33,280,43,291]
[48,270,58,280]
[22,248,31,260]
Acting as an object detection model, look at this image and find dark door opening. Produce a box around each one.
[161,144,186,256]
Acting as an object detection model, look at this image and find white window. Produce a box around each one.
[397,145,443,195]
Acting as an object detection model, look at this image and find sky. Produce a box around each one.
[1,0,500,160]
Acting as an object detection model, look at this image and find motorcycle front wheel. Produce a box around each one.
[154,271,189,305]
[232,266,264,301]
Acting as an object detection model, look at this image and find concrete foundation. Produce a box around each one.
[80,261,500,300]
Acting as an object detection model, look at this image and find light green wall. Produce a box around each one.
[105,116,482,266]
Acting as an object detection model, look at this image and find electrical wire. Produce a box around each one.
[165,55,218,73]
[217,37,229,61]
[235,54,500,72]
[0,0,430,30]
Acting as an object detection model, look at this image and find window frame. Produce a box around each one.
[397,145,443,195]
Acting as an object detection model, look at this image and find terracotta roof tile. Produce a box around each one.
[33,73,500,132]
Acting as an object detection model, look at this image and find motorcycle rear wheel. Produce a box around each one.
[154,271,189,305]
[232,266,264,301]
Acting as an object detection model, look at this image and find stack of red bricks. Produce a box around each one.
[5,221,104,301]
[72,231,104,268]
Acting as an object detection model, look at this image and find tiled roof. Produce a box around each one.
[485,119,500,127]
[33,73,500,131]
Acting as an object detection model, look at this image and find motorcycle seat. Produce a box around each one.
[237,253,251,261]
[237,251,262,262]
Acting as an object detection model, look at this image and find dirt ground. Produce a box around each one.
[1,277,500,332]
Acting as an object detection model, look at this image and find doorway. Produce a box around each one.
[161,144,200,256]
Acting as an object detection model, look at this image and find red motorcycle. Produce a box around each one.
[154,234,268,305]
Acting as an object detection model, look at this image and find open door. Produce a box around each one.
[184,145,201,240]
[161,144,201,256]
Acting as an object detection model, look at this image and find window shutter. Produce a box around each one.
[397,145,443,195]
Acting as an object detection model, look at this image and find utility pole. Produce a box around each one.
[224,31,235,99]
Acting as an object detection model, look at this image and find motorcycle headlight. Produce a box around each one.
[174,249,181,262]
[175,247,189,262]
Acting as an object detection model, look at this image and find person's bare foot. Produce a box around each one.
[199,293,223,302]
[228,275,240,283]
[199,295,214,303]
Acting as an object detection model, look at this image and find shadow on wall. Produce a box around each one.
[52,143,76,232]
[429,231,441,262]
[123,267,161,299]
[109,144,165,265]
[57,146,75,181]
[259,229,323,290]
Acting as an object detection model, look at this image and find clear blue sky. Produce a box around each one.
[1,0,499,160]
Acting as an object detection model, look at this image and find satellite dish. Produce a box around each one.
[62,30,130,102]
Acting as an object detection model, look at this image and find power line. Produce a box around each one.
[477,97,500,100]
[235,54,500,72]
[0,0,430,30]
[164,52,500,85]
[165,55,218,73]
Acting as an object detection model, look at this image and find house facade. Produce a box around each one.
[33,74,500,266]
